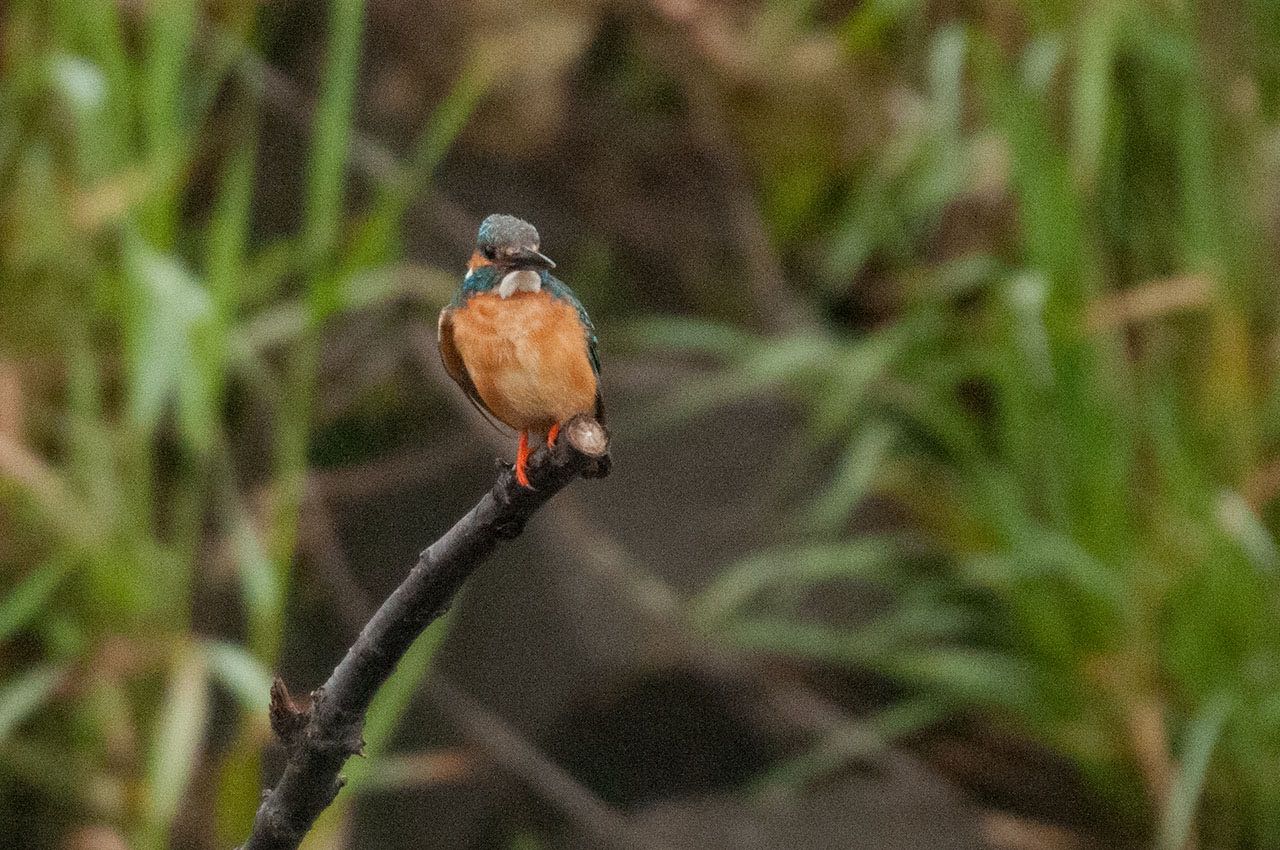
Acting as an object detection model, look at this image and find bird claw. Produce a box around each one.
[515,463,533,489]
[515,430,534,489]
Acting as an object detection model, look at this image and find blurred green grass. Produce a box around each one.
[678,5,1280,848]
[5,0,1280,847]
[0,0,474,844]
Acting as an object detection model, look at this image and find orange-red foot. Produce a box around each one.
[547,421,562,448]
[515,430,532,489]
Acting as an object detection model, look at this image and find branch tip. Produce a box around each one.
[269,678,309,748]
[563,415,609,459]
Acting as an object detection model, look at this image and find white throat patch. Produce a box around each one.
[497,269,542,298]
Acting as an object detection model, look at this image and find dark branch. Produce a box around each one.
[240,415,610,850]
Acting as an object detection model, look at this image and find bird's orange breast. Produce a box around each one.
[449,290,598,432]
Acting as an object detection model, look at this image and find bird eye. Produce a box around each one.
[482,246,497,260]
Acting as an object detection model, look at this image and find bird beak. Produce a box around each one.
[509,247,556,270]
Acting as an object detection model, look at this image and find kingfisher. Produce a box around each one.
[438,214,605,488]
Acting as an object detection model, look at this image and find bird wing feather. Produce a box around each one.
[437,305,508,433]
[543,274,605,423]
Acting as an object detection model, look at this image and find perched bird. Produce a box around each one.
[438,214,605,488]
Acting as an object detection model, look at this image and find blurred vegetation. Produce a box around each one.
[1,0,477,844]
[677,5,1280,850]
[3,0,1280,848]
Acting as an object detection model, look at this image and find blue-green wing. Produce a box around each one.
[543,273,604,421]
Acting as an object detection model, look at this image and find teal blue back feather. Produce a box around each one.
[541,272,601,377]
[454,265,499,302]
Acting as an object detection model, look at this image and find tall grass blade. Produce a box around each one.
[304,0,367,309]
[140,645,209,850]
[1158,694,1233,850]
[0,666,62,744]
[0,556,72,643]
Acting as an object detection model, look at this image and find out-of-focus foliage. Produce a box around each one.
[0,0,475,844]
[676,4,1280,848]
[4,0,1280,847]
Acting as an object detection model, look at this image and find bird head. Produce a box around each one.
[468,214,556,274]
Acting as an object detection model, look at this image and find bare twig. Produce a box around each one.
[240,417,610,850]
[297,483,379,639]
[297,475,666,849]
[429,677,670,850]
[309,439,477,502]
[355,745,480,790]
[1085,275,1212,331]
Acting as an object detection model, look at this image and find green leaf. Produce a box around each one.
[968,528,1130,617]
[141,645,209,850]
[892,648,1036,711]
[1158,694,1233,850]
[229,508,284,662]
[202,640,274,715]
[344,66,490,272]
[139,0,199,246]
[692,538,901,625]
[716,601,971,669]
[0,666,63,744]
[49,54,107,115]
[121,235,214,446]
[69,0,134,170]
[215,734,264,846]
[1216,491,1279,573]
[622,316,759,359]
[0,556,73,642]
[1071,3,1122,185]
[810,329,912,441]
[973,36,1087,313]
[749,697,945,795]
[206,126,257,321]
[304,0,367,302]
[803,420,897,532]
